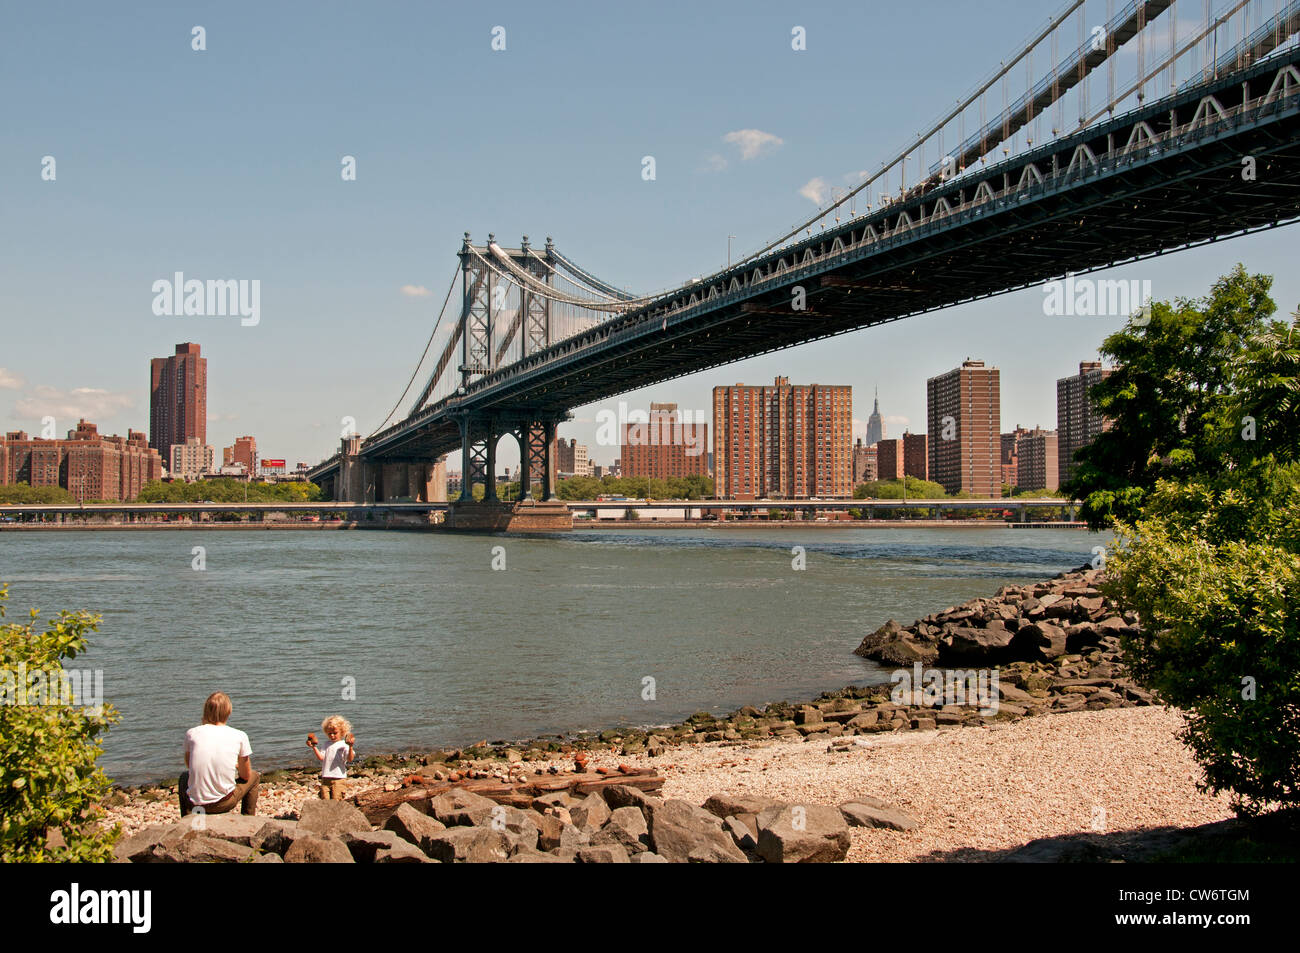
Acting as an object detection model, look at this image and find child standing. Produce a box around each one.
[307,716,356,799]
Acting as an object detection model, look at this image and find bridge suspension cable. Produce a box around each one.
[369,263,460,436]
[731,0,1239,272]
[480,243,655,310]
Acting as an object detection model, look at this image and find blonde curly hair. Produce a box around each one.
[321,715,352,735]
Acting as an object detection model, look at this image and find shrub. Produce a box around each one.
[0,584,119,861]
[1105,467,1300,814]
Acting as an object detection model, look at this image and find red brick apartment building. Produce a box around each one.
[713,378,852,499]
[1,420,162,501]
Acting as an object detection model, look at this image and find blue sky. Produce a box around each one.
[3,0,1296,469]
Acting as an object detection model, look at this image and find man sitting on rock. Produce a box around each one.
[179,691,260,818]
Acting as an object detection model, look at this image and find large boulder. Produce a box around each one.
[383,802,446,846]
[186,813,269,846]
[342,829,432,863]
[702,794,784,819]
[1010,621,1068,661]
[756,804,851,863]
[112,823,188,863]
[854,621,940,665]
[297,800,372,837]
[576,843,631,863]
[839,797,919,831]
[506,848,571,863]
[647,800,747,863]
[428,789,498,827]
[599,784,664,814]
[569,794,611,831]
[940,625,1016,663]
[591,806,650,854]
[159,832,256,863]
[420,827,513,863]
[284,833,356,863]
[249,820,299,857]
[536,814,590,852]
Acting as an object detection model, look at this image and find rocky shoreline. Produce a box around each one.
[102,565,1166,863]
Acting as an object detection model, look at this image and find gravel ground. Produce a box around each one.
[102,706,1233,861]
[646,706,1234,861]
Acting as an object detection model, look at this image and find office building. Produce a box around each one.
[865,389,886,446]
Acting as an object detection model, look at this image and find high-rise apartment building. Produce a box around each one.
[150,343,206,458]
[876,433,928,482]
[876,438,902,481]
[1017,429,1059,491]
[170,438,215,480]
[712,378,853,499]
[903,432,929,481]
[620,403,709,481]
[927,359,1001,498]
[0,421,162,501]
[1000,425,1033,488]
[1056,361,1115,487]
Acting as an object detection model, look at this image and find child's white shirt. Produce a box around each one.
[321,739,350,779]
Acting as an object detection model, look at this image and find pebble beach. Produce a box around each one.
[101,705,1232,861]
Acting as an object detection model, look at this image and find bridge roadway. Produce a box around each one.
[310,50,1300,491]
[0,498,1073,517]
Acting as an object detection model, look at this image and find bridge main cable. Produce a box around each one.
[735,0,1190,268]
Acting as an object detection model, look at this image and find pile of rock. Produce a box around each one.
[111,784,915,863]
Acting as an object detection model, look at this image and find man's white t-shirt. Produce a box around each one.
[321,739,350,779]
[185,723,252,805]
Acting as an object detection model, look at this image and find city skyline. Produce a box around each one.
[3,2,1297,470]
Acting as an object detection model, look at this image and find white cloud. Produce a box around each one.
[0,368,23,390]
[14,386,135,423]
[884,414,911,431]
[798,177,829,204]
[400,284,432,297]
[723,129,783,160]
[700,153,728,173]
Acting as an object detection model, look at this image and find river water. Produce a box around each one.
[0,527,1102,782]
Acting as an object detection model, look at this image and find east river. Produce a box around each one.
[0,526,1101,782]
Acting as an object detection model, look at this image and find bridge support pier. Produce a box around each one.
[446,412,570,531]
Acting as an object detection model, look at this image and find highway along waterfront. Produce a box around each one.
[0,526,1102,782]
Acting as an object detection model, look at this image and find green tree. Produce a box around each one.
[1105,464,1300,814]
[0,584,120,861]
[853,476,946,499]
[1066,265,1278,528]
[0,484,77,505]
